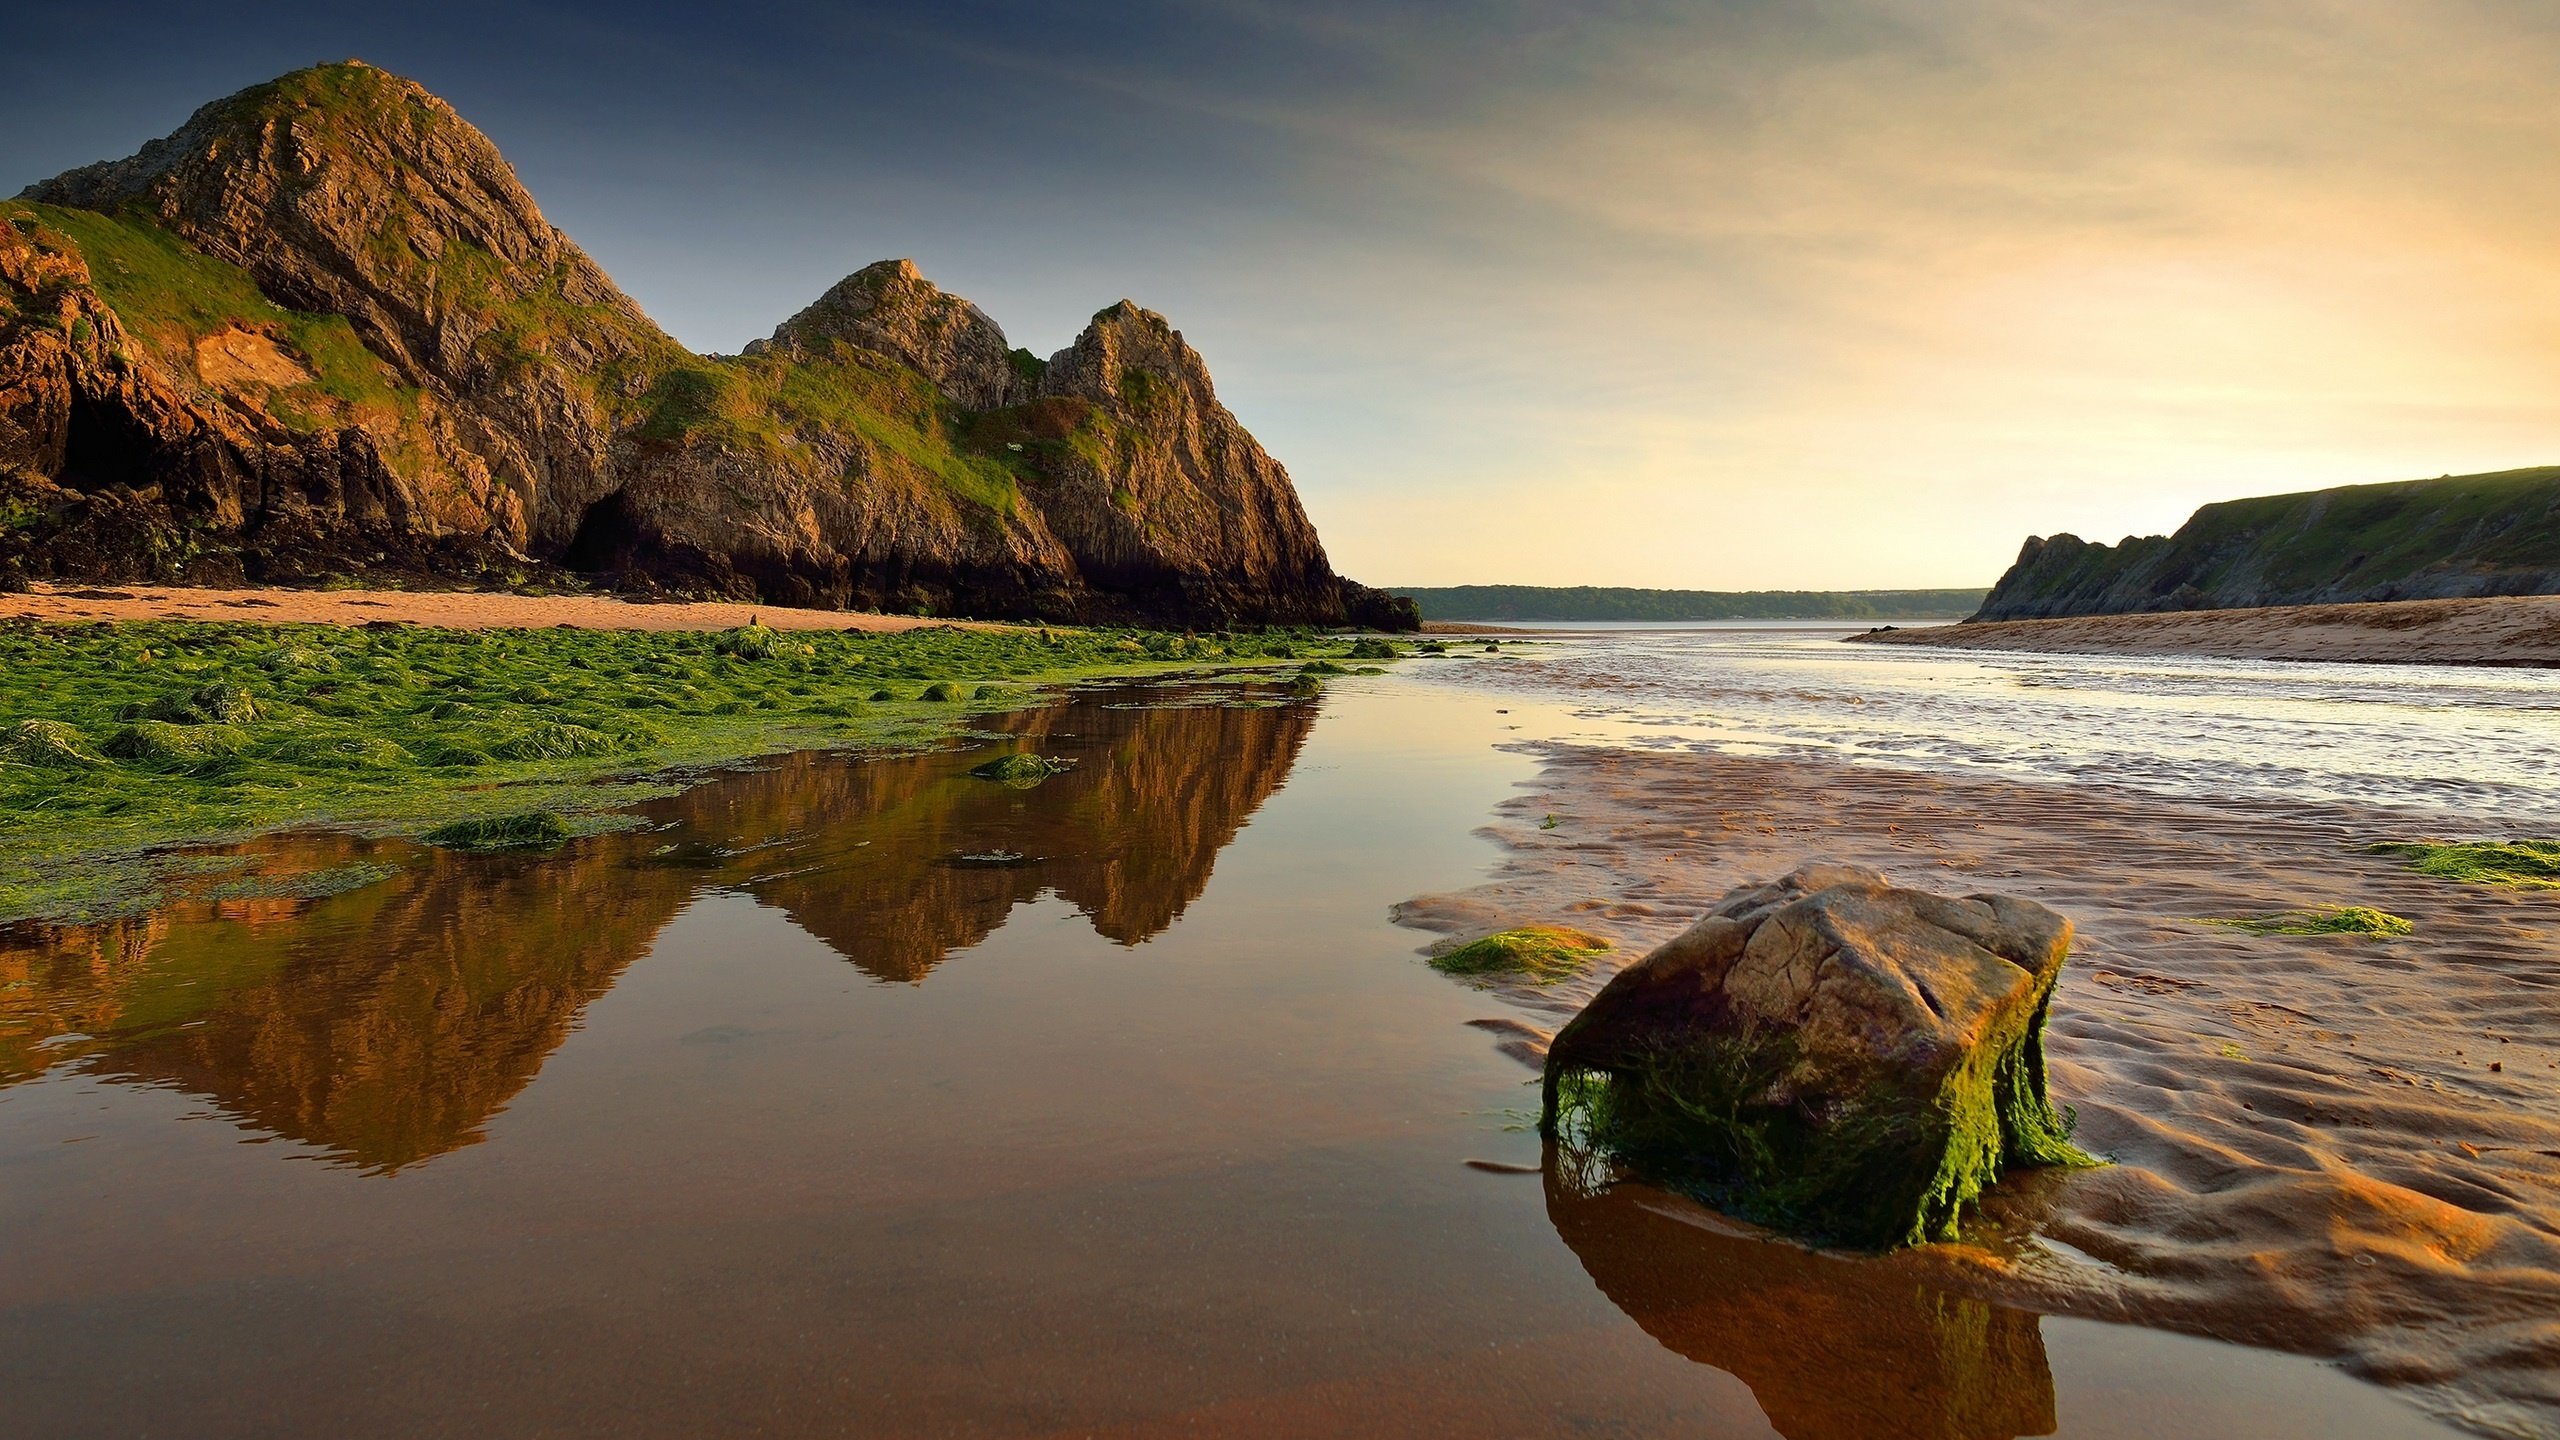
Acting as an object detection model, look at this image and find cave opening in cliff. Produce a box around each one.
[61,396,163,493]
[562,491,645,572]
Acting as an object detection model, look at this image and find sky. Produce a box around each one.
[8,0,2560,589]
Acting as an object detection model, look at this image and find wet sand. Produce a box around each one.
[1398,747,2560,1435]
[0,581,997,632]
[1845,594,2560,667]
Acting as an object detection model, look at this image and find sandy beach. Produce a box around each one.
[1846,594,2560,667]
[0,582,1001,633]
[1397,746,2560,1434]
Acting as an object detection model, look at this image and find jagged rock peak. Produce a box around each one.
[1041,300,1220,415]
[756,258,1031,410]
[20,60,661,382]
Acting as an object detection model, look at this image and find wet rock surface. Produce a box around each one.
[1542,860,2089,1249]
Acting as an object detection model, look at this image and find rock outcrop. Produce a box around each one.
[0,61,1412,629]
[1541,860,2091,1249]
[751,259,1030,411]
[1974,466,2560,620]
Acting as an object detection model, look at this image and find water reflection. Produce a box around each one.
[711,693,1316,980]
[0,685,1312,1170]
[1545,1156,2059,1440]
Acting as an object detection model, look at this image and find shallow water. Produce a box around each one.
[0,676,2467,1437]
[1428,624,2560,828]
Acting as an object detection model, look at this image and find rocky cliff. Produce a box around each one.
[0,62,1412,629]
[1974,466,2560,620]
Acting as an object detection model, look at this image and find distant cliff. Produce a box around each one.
[0,62,1412,629]
[1394,585,1984,622]
[1975,467,2560,620]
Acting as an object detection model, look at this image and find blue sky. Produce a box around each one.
[11,1,2560,589]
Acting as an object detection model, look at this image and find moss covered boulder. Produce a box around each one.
[1541,860,2091,1249]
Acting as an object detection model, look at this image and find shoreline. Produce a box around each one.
[0,608,1379,925]
[1396,743,2560,1435]
[1845,594,2560,667]
[0,581,1005,633]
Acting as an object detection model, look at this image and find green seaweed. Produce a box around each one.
[1429,925,1612,984]
[2369,839,2560,889]
[712,622,780,660]
[0,618,1391,922]
[102,720,251,765]
[1,719,101,768]
[422,811,572,852]
[2202,906,2414,937]
[1546,1008,2094,1251]
[967,752,1076,786]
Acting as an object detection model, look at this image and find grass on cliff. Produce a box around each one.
[12,202,426,440]
[0,619,1387,924]
[2368,839,2560,889]
[636,348,1022,516]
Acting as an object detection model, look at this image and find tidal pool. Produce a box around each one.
[0,678,2462,1437]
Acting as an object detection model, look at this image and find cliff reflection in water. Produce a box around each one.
[1544,1157,2059,1440]
[697,692,1315,981]
[0,686,1313,1172]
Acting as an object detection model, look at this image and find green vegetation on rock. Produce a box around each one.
[2369,839,2560,889]
[2202,906,2414,937]
[1539,864,2095,1250]
[1977,466,2560,619]
[0,618,1364,923]
[1429,925,1614,983]
[15,202,432,453]
[1550,1027,2092,1250]
[967,752,1076,786]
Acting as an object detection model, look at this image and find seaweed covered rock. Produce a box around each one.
[1,719,102,768]
[103,720,250,764]
[422,811,571,852]
[968,752,1075,786]
[1430,925,1612,984]
[1541,861,2091,1248]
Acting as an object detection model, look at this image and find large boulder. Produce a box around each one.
[1541,860,2092,1249]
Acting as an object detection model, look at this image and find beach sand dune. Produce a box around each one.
[1847,594,2560,667]
[1398,749,2560,1435]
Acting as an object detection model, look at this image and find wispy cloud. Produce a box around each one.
[8,0,2558,586]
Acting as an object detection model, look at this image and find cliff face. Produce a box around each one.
[0,62,1412,629]
[1975,467,2560,620]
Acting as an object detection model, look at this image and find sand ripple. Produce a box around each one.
[1396,747,2560,1437]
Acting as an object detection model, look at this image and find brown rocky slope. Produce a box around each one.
[0,62,1411,629]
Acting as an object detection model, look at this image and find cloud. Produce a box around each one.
[9,0,2557,588]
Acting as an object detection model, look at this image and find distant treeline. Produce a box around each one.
[1388,585,1989,621]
